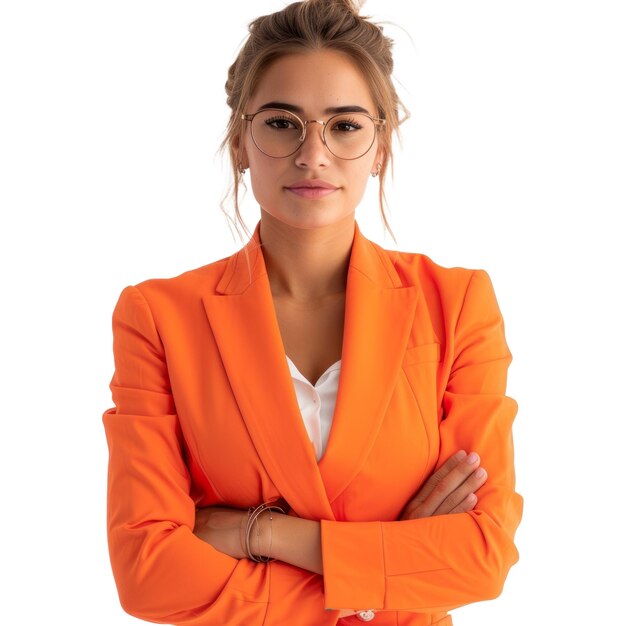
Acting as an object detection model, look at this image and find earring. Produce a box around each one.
[238,161,247,175]
[371,162,382,178]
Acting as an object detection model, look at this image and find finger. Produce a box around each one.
[399,451,468,520]
[446,492,477,515]
[414,452,482,518]
[403,450,468,512]
[432,467,488,516]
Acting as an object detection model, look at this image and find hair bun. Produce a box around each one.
[315,0,364,15]
[340,0,364,13]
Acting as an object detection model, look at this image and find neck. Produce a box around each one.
[258,210,355,302]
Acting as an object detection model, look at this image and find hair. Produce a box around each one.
[220,0,408,244]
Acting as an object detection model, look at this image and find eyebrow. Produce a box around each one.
[257,101,372,116]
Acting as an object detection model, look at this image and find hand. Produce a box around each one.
[400,450,487,520]
[193,506,248,560]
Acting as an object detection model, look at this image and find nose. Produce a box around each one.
[294,120,331,169]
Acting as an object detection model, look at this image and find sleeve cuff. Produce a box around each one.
[320,520,385,610]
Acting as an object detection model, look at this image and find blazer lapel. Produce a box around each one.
[202,222,333,521]
[202,220,418,519]
[318,224,418,505]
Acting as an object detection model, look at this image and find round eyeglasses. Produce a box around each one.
[241,108,386,160]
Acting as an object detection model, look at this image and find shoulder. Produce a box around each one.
[377,242,480,295]
[111,253,233,320]
[374,245,508,362]
[144,254,231,294]
[374,242,504,323]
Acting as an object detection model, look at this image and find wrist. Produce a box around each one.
[258,510,286,560]
[253,510,271,559]
[243,502,287,562]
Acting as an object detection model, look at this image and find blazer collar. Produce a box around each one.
[203,220,418,520]
[214,219,405,295]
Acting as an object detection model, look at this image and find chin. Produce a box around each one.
[276,212,354,231]
[260,203,352,229]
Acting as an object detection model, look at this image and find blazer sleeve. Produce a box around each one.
[320,269,523,612]
[103,286,329,625]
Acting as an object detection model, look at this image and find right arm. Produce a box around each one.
[103,286,330,625]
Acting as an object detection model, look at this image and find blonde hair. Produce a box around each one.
[220,0,408,243]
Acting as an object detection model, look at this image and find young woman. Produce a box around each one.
[103,1,523,624]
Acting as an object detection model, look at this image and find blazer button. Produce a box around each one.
[356,610,376,622]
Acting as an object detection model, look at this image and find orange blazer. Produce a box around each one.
[103,220,522,626]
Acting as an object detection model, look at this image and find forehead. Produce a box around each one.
[248,49,377,114]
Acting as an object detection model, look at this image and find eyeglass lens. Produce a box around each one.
[249,109,377,159]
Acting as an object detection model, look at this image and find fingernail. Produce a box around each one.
[456,450,467,461]
[475,468,486,479]
[466,452,479,464]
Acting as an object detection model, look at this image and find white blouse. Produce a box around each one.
[285,355,341,462]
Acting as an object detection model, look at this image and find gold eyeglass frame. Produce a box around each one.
[241,108,386,160]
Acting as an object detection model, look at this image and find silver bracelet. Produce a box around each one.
[245,501,286,563]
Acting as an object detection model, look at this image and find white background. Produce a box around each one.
[1,1,624,624]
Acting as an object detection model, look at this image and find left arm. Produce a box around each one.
[319,271,523,612]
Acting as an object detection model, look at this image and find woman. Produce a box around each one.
[103,0,522,624]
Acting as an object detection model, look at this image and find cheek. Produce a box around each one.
[345,162,374,192]
[248,168,271,204]
[245,145,269,182]
[247,159,286,207]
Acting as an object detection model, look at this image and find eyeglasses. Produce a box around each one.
[241,108,386,160]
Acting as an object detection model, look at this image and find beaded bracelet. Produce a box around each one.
[244,501,286,563]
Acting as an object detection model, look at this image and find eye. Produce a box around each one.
[264,116,299,130]
[331,117,363,132]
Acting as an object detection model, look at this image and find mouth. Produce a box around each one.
[285,179,339,199]
[286,187,338,199]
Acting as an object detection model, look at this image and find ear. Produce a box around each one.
[232,132,250,170]
[372,143,386,175]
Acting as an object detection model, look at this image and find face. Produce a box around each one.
[238,49,384,231]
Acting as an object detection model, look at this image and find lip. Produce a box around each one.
[285,179,339,199]
[286,179,338,190]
